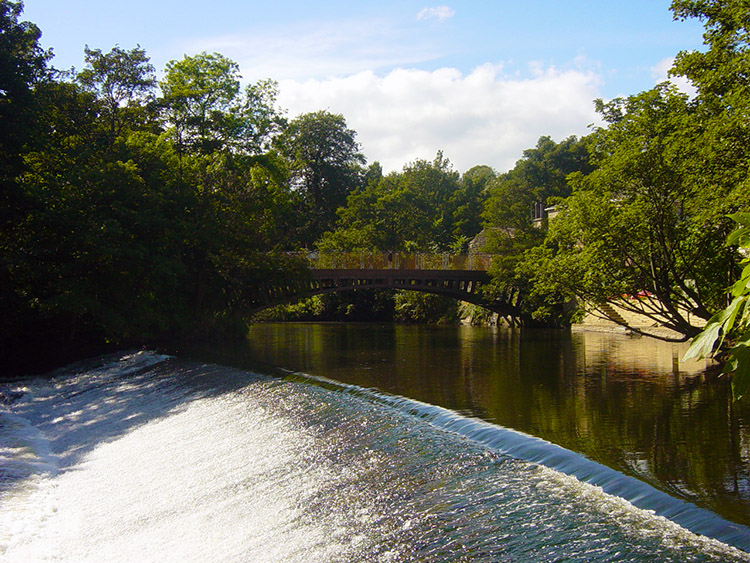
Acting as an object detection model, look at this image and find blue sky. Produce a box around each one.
[21,1,706,173]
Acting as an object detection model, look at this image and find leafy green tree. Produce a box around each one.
[685,213,750,399]
[8,79,172,347]
[159,52,284,157]
[314,152,478,323]
[479,136,593,326]
[276,110,365,244]
[1,32,302,374]
[670,0,750,219]
[534,84,735,338]
[393,292,460,324]
[483,135,592,234]
[157,52,295,327]
[160,52,241,155]
[77,44,156,138]
[452,165,494,241]
[671,0,750,107]
[319,152,463,252]
[523,2,750,337]
[0,0,54,370]
[0,0,51,181]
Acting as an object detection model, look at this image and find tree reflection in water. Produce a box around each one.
[196,323,750,527]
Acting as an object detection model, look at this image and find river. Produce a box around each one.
[2,323,750,561]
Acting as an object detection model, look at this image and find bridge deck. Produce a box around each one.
[248,253,522,320]
[310,268,489,293]
[302,252,493,271]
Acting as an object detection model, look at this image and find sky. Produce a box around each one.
[20,0,706,174]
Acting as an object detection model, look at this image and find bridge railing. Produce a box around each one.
[298,252,493,271]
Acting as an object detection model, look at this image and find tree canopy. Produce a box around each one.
[319,152,485,253]
[0,11,302,374]
[476,3,750,338]
[2,0,750,377]
[275,110,365,245]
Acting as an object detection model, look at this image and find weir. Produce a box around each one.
[6,352,749,561]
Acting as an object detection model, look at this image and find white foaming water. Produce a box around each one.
[5,398,361,561]
[1,353,380,562]
[1,352,749,562]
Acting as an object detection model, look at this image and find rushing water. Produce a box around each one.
[1,325,750,561]
[230,323,750,529]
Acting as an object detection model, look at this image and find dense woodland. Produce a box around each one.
[2,0,749,376]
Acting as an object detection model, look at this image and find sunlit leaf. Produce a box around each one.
[732,266,750,298]
[683,321,723,360]
[687,296,747,362]
[726,213,750,245]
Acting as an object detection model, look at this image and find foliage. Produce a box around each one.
[449,164,494,243]
[6,0,750,373]
[160,53,285,157]
[671,0,750,107]
[0,0,51,180]
[255,291,396,323]
[275,110,365,245]
[531,81,746,338]
[314,153,490,323]
[393,291,461,325]
[483,135,592,234]
[684,213,750,399]
[670,0,750,226]
[0,6,305,375]
[77,45,156,138]
[319,152,478,253]
[480,136,593,326]
[518,2,750,339]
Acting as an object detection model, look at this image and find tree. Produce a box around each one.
[0,1,54,370]
[159,52,284,157]
[451,165,494,245]
[318,152,464,252]
[671,0,750,106]
[157,52,295,324]
[479,136,593,326]
[394,291,460,324]
[670,0,750,221]
[77,44,156,138]
[160,52,240,155]
[1,33,302,374]
[483,135,593,234]
[518,3,750,337]
[533,84,736,338]
[685,213,750,400]
[671,0,750,392]
[313,152,473,324]
[0,0,51,180]
[276,110,365,244]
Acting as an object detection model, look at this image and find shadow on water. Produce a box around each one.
[1,352,274,484]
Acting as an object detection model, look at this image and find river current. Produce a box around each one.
[1,326,750,561]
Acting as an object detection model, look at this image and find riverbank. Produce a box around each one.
[573,303,701,341]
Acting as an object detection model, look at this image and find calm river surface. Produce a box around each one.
[208,323,750,530]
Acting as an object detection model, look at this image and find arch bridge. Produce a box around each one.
[247,252,525,320]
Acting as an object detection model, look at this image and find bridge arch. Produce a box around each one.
[246,253,525,321]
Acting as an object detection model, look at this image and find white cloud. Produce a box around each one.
[651,57,697,97]
[417,6,456,21]
[278,64,602,174]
